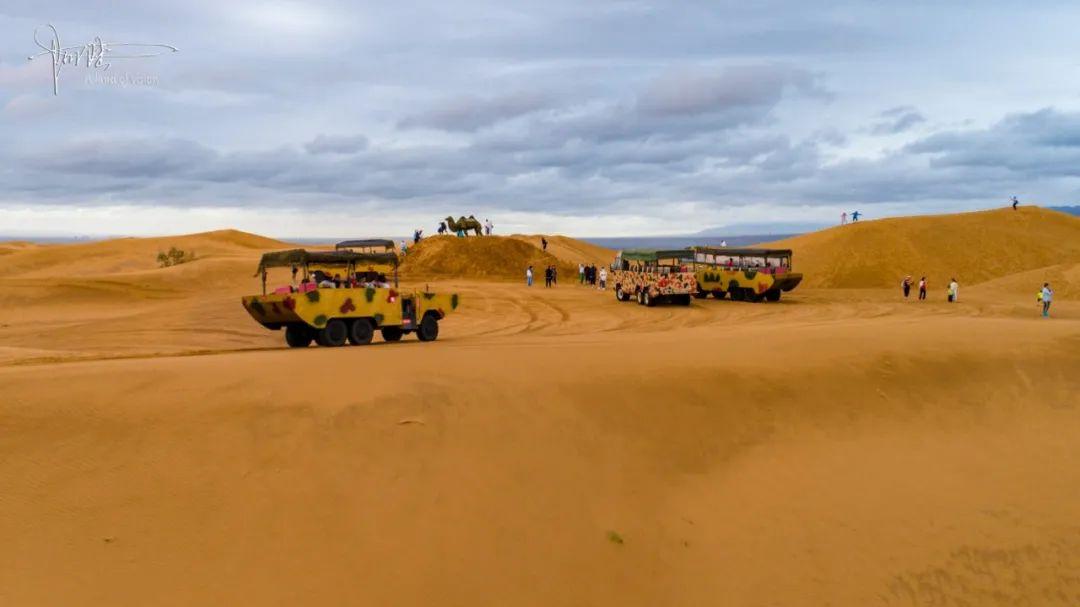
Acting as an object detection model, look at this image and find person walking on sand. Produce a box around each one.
[526,265,534,287]
[541,236,548,251]
[947,278,958,302]
[1011,196,1019,211]
[579,262,585,284]
[851,210,861,222]
[918,276,927,300]
[841,211,847,225]
[1041,282,1053,317]
[902,275,912,298]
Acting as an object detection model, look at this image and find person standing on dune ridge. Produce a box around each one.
[902,276,912,298]
[918,276,927,300]
[541,237,548,251]
[841,211,847,225]
[1012,196,1019,211]
[1042,282,1053,317]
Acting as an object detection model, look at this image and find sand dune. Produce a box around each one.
[0,229,288,278]
[509,234,615,266]
[1,210,1079,605]
[766,207,1080,290]
[401,235,587,280]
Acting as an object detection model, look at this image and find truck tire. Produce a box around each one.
[285,325,313,348]
[678,294,692,306]
[381,326,404,342]
[745,289,763,303]
[693,289,709,299]
[417,314,439,342]
[729,287,744,301]
[615,285,627,301]
[317,319,348,347]
[765,290,781,302]
[712,290,726,300]
[643,291,655,307]
[348,318,374,345]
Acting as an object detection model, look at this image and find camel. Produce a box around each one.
[445,215,483,236]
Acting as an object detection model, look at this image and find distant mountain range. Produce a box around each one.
[1051,206,1080,217]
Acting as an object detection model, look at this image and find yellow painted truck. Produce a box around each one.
[610,249,697,306]
[688,247,803,302]
[242,249,459,347]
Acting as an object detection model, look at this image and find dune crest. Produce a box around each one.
[401,235,601,279]
[766,207,1080,289]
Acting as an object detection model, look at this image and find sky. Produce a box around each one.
[2,1,1080,237]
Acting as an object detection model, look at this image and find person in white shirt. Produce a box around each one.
[526,265,533,287]
[948,278,959,302]
[598,267,608,290]
[578,263,585,285]
[1042,283,1053,317]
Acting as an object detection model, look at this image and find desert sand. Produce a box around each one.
[1,208,1079,605]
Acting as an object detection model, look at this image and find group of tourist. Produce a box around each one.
[900,276,957,302]
[303,270,390,290]
[900,275,1053,316]
[840,211,862,225]
[578,263,605,288]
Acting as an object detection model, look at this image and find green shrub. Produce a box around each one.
[156,246,195,268]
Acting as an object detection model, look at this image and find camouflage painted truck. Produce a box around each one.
[688,247,803,302]
[242,249,459,348]
[610,249,698,306]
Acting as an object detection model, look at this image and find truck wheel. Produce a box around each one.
[348,318,374,345]
[745,289,763,303]
[381,326,404,342]
[615,286,626,301]
[729,288,744,301]
[285,325,313,348]
[693,289,708,299]
[712,290,726,300]
[679,294,692,306]
[637,289,645,305]
[643,291,655,307]
[765,290,781,302]
[317,319,348,346]
[417,314,440,342]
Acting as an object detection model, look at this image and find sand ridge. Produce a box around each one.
[765,206,1080,289]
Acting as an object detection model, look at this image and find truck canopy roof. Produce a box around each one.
[256,249,398,274]
[618,248,694,262]
[690,246,793,257]
[335,239,396,250]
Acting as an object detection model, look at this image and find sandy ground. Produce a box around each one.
[2,214,1080,605]
[2,273,1079,606]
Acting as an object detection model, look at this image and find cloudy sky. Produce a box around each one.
[2,1,1080,237]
